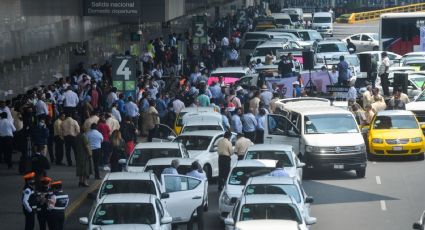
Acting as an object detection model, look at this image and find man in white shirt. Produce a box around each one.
[260,85,273,107]
[0,112,16,168]
[111,103,122,123]
[35,94,49,120]
[378,52,391,97]
[346,81,357,102]
[234,133,253,160]
[172,97,185,114]
[106,113,120,135]
[63,86,79,116]
[125,96,139,127]
[107,88,118,109]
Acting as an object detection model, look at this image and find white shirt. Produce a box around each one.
[378,56,390,75]
[107,92,118,108]
[63,90,79,107]
[0,107,13,124]
[260,91,273,106]
[111,107,122,122]
[221,37,229,47]
[0,119,16,137]
[35,100,48,116]
[347,86,357,101]
[173,99,185,114]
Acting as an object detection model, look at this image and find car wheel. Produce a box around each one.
[356,168,366,178]
[204,196,209,212]
[373,46,379,51]
[203,164,212,181]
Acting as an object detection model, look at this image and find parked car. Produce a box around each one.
[406,90,425,124]
[344,33,379,52]
[312,40,349,65]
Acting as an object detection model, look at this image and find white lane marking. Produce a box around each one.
[376,176,382,185]
[380,200,387,211]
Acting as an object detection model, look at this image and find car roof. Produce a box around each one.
[177,130,224,137]
[403,52,425,56]
[134,142,180,150]
[241,194,295,204]
[247,176,296,185]
[376,110,414,116]
[313,12,332,16]
[184,119,221,126]
[316,40,345,45]
[247,144,293,151]
[98,224,155,230]
[145,157,196,166]
[180,107,215,113]
[404,59,425,63]
[283,105,351,115]
[211,67,248,74]
[256,41,287,48]
[99,194,154,204]
[235,220,298,230]
[104,172,153,181]
[234,159,277,168]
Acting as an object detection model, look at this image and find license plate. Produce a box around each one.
[393,146,403,151]
[334,164,344,169]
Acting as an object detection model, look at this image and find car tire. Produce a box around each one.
[373,46,379,51]
[203,164,212,181]
[204,198,209,212]
[356,168,366,178]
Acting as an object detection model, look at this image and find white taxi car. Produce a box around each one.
[174,130,237,180]
[79,194,172,230]
[224,194,316,230]
[243,176,314,221]
[235,220,299,230]
[219,160,277,220]
[243,144,304,181]
[123,142,188,172]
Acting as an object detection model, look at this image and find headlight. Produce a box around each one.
[354,144,366,151]
[411,137,423,143]
[316,58,324,63]
[306,145,320,153]
[372,138,383,144]
[221,192,231,205]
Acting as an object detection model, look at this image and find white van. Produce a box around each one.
[312,12,333,37]
[271,13,293,28]
[264,103,367,178]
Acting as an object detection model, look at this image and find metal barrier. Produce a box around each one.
[347,2,425,24]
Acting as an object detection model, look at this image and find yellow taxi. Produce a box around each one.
[173,107,218,135]
[365,110,425,159]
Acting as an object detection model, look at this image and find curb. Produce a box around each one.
[65,180,102,218]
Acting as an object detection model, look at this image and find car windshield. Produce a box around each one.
[409,76,425,87]
[253,47,284,57]
[99,180,156,199]
[276,19,292,25]
[228,167,275,185]
[239,203,302,224]
[370,33,379,40]
[210,72,246,79]
[174,136,213,150]
[243,41,261,49]
[314,17,331,23]
[182,125,223,133]
[373,115,418,129]
[317,43,348,53]
[92,203,155,225]
[244,151,293,166]
[145,165,192,179]
[304,114,359,134]
[128,148,182,166]
[415,92,425,101]
[346,56,360,66]
[244,184,301,203]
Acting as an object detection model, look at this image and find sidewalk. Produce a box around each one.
[0,152,105,230]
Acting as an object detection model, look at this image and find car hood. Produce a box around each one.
[188,150,208,158]
[316,52,350,60]
[406,101,425,110]
[304,133,364,146]
[94,224,155,230]
[126,166,145,173]
[284,167,297,178]
[298,40,312,47]
[370,129,423,139]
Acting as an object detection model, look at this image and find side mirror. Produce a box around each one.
[224,217,235,226]
[297,162,306,168]
[118,159,127,165]
[79,217,89,225]
[361,126,370,134]
[413,222,422,229]
[161,193,170,199]
[305,216,317,225]
[161,216,173,224]
[305,196,314,203]
[211,146,218,152]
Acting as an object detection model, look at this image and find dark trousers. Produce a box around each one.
[63,107,76,118]
[1,136,14,168]
[380,73,390,96]
[187,206,204,230]
[37,209,47,230]
[101,141,112,165]
[148,127,158,142]
[24,210,35,230]
[244,131,256,143]
[54,136,64,164]
[47,135,54,163]
[92,148,102,179]
[64,136,76,166]
[255,129,264,144]
[47,210,65,230]
[218,155,231,190]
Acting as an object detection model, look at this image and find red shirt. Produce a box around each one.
[97,123,110,142]
[90,89,99,109]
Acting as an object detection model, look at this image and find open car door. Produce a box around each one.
[160,174,206,223]
[264,114,300,155]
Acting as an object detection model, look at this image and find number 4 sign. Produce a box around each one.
[112,55,136,92]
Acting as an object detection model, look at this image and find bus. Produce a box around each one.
[380,12,425,55]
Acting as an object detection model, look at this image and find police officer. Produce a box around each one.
[36,176,51,230]
[47,181,69,230]
[22,172,36,230]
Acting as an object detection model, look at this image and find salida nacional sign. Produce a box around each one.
[83,0,141,16]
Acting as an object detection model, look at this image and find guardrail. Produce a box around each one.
[347,2,425,24]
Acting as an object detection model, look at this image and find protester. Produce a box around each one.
[74,128,92,187]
